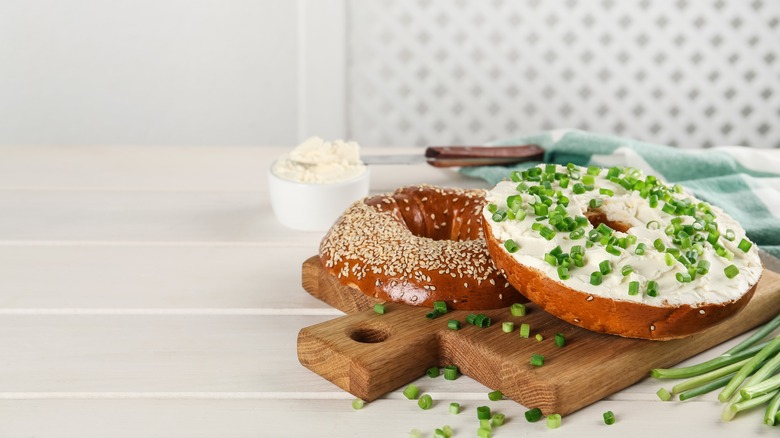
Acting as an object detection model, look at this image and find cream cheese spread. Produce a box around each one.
[272,137,366,184]
[483,164,762,307]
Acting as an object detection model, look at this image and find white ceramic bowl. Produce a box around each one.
[268,163,370,232]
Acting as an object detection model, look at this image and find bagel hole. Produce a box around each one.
[349,325,390,343]
[585,210,632,233]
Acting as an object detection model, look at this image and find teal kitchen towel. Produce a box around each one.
[460,130,780,258]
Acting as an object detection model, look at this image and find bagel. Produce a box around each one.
[319,185,526,309]
[482,164,763,340]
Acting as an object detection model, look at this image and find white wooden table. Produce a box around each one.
[0,145,775,437]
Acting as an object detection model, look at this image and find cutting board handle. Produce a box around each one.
[298,304,442,400]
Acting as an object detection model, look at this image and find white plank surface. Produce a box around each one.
[0,145,776,436]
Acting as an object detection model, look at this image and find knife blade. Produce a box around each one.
[361,144,544,167]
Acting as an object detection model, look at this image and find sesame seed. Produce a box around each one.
[699,310,705,314]
[650,325,656,331]
[586,296,594,301]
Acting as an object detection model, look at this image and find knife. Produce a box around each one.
[361,144,545,167]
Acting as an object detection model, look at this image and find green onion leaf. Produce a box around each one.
[603,411,616,425]
[449,402,460,414]
[599,260,612,275]
[653,238,665,252]
[418,394,433,410]
[555,333,566,347]
[738,238,752,253]
[433,301,447,313]
[477,406,491,420]
[403,384,420,400]
[352,398,365,410]
[373,303,386,314]
[628,281,640,295]
[647,280,659,297]
[589,198,602,209]
[525,407,543,422]
[510,303,526,316]
[590,271,603,285]
[519,323,530,338]
[502,322,514,333]
[635,243,646,255]
[491,413,506,427]
[427,367,440,378]
[447,319,461,330]
[621,265,634,276]
[488,390,503,401]
[724,264,739,279]
[531,354,545,367]
[546,413,562,429]
[444,365,459,381]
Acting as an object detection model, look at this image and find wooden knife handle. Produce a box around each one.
[424,144,545,168]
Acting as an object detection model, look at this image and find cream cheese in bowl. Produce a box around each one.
[269,137,370,231]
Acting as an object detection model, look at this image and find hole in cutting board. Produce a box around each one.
[349,325,391,343]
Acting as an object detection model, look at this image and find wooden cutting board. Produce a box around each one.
[297,256,780,416]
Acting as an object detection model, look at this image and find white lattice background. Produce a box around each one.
[347,0,780,148]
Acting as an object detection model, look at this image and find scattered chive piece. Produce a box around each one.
[477,406,491,420]
[696,260,711,275]
[479,418,492,431]
[487,204,497,213]
[535,333,544,341]
[653,238,665,252]
[352,398,365,410]
[545,163,556,174]
[665,253,675,266]
[434,428,445,438]
[427,367,440,378]
[525,407,543,422]
[587,165,601,175]
[502,322,514,333]
[589,198,603,208]
[510,303,526,316]
[539,226,556,240]
[596,223,614,235]
[647,281,659,297]
[373,303,386,314]
[557,266,570,280]
[544,253,558,266]
[724,264,739,279]
[449,402,460,414]
[466,314,477,324]
[531,354,545,367]
[546,413,562,429]
[477,428,491,438]
[724,228,736,241]
[647,220,661,230]
[444,365,459,381]
[491,413,506,427]
[442,426,452,437]
[621,265,634,276]
[403,384,420,400]
[603,410,616,425]
[555,333,566,347]
[488,390,503,401]
[520,323,531,338]
[635,243,646,255]
[737,238,752,253]
[418,394,433,410]
[605,245,621,256]
[676,272,693,283]
[433,301,447,313]
[447,319,461,330]
[656,387,672,401]
[590,271,603,286]
[599,260,612,275]
[628,281,639,295]
[426,310,443,319]
[504,239,519,253]
[599,188,614,196]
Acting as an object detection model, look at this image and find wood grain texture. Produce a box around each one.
[298,256,780,415]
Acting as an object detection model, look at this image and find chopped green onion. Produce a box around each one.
[525,407,543,422]
[738,238,753,253]
[491,413,506,427]
[546,413,562,429]
[403,384,420,400]
[621,265,634,276]
[373,303,386,314]
[647,220,661,230]
[656,387,672,401]
[647,280,658,297]
[544,253,558,266]
[433,301,447,313]
[534,203,549,216]
[492,210,507,222]
[545,163,556,174]
[418,394,433,410]
[665,253,675,266]
[427,367,440,378]
[426,309,444,319]
[434,428,446,438]
[519,323,530,338]
[590,271,603,286]
[557,266,570,280]
[477,428,491,438]
[696,260,710,275]
[599,260,612,275]
[531,354,545,367]
[477,406,491,420]
[488,390,503,401]
[487,203,497,213]
[587,165,601,175]
[596,223,614,235]
[444,365,459,381]
[635,243,646,255]
[628,281,639,295]
[676,272,693,283]
[569,228,585,239]
[662,202,677,215]
[649,194,659,208]
[605,245,621,256]
[502,322,514,333]
[603,411,616,425]
[573,183,586,194]
[539,226,557,241]
[449,402,460,414]
[589,198,602,209]
[447,319,461,330]
[599,188,614,196]
[724,264,739,279]
[653,238,665,252]
[535,333,544,342]
[555,333,566,347]
[510,303,526,316]
[504,239,519,253]
[352,398,366,410]
[724,229,736,241]
[466,314,477,324]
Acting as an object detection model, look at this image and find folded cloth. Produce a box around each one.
[460,130,780,258]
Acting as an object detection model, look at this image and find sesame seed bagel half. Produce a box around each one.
[319,185,526,310]
[481,164,763,340]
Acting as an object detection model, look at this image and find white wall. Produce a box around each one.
[0,0,342,146]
